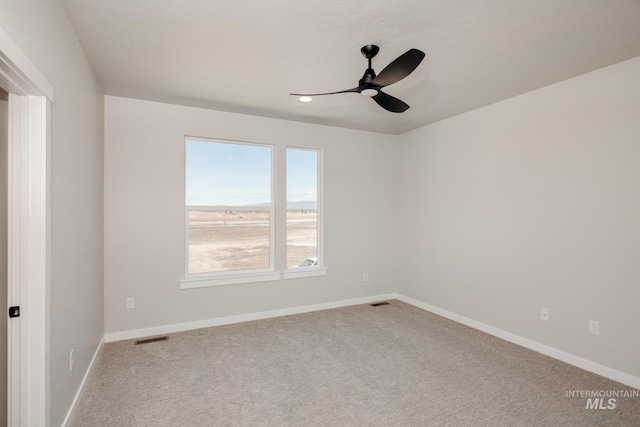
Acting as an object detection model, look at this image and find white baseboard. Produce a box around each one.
[62,336,105,427]
[104,294,396,343]
[393,293,640,390]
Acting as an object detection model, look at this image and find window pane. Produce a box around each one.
[286,148,318,268]
[186,139,272,274]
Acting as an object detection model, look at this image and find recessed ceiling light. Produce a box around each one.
[299,96,312,103]
[360,88,378,97]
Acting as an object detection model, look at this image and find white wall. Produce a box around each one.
[0,1,104,425]
[104,96,397,334]
[396,56,640,379]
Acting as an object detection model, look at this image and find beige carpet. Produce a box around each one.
[70,301,640,426]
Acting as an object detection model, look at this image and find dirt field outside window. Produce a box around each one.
[188,209,317,273]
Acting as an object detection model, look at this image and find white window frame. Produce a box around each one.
[181,137,278,289]
[282,145,326,280]
[180,139,326,289]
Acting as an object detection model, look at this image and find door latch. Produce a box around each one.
[8,306,20,318]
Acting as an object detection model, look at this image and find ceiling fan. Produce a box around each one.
[290,45,425,113]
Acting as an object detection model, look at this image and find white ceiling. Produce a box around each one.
[60,0,640,135]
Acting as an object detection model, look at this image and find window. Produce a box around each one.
[185,138,274,276]
[182,138,324,288]
[286,147,319,269]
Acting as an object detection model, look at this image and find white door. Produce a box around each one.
[6,93,48,427]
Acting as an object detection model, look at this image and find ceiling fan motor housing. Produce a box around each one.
[359,68,377,86]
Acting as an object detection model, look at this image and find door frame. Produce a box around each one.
[0,25,53,427]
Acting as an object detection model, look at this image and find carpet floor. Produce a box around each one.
[70,300,640,426]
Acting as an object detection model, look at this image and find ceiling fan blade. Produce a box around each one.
[371,49,425,88]
[290,87,360,97]
[372,91,410,113]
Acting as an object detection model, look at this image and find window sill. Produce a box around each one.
[180,267,327,289]
[180,271,281,289]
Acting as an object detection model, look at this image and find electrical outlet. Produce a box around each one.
[126,297,135,309]
[589,320,600,336]
[69,349,74,372]
[363,273,369,282]
[540,307,550,321]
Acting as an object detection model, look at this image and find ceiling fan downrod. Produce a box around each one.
[359,45,379,86]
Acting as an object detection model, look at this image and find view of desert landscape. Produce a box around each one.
[188,208,317,273]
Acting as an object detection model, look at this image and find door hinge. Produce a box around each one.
[8,306,20,318]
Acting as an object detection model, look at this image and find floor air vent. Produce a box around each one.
[370,301,390,307]
[134,336,168,345]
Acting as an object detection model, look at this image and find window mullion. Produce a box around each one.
[274,144,288,273]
